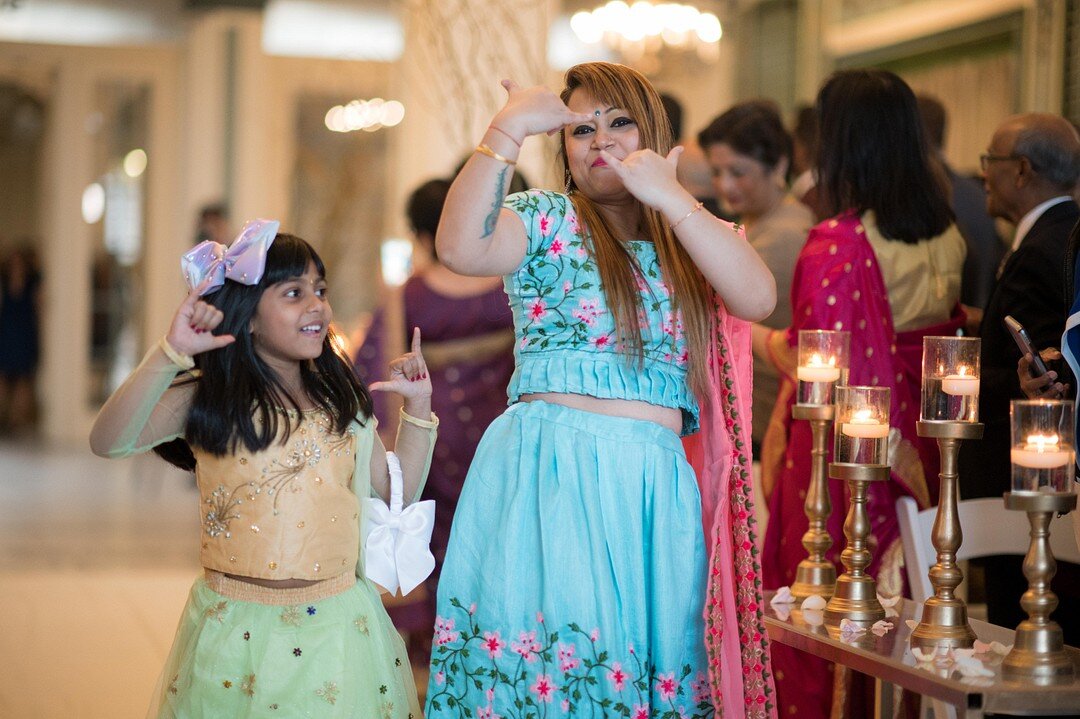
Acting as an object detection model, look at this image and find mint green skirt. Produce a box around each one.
[148,572,420,718]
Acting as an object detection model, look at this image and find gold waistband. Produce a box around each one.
[204,569,355,605]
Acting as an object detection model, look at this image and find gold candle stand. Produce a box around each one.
[910,420,984,651]
[824,462,889,626]
[1001,491,1078,684]
[790,404,837,600]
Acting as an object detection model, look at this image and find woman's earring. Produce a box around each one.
[564,171,573,195]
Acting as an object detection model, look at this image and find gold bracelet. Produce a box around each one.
[475,144,517,166]
[159,336,195,370]
[670,201,705,231]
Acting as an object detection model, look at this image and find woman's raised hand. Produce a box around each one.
[598,145,687,211]
[370,327,432,402]
[492,80,593,142]
[165,281,236,356]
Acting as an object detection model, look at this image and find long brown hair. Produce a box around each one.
[559,62,712,395]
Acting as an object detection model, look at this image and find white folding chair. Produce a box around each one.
[896,496,1080,718]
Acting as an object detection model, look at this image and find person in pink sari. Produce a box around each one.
[755,70,967,718]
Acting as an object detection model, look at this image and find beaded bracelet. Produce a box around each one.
[670,201,705,231]
[475,144,517,166]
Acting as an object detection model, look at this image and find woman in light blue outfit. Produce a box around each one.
[426,62,778,719]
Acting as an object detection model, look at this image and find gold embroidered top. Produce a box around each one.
[194,409,365,580]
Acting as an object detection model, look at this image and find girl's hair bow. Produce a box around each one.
[181,219,279,296]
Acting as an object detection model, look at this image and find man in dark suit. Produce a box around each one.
[959,112,1080,638]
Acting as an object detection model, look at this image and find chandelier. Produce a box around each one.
[570,1,722,64]
[324,98,405,133]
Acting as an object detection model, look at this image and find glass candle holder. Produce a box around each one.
[796,330,850,406]
[1010,400,1075,494]
[921,336,980,423]
[834,385,890,466]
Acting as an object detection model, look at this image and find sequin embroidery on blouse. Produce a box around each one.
[201,411,355,538]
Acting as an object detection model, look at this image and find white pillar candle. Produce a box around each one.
[1010,434,1071,469]
[797,354,841,383]
[841,410,890,438]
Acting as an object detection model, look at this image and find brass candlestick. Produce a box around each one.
[910,420,984,651]
[1001,491,1078,684]
[824,463,889,626]
[790,404,836,600]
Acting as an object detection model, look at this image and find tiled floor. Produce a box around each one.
[0,438,200,718]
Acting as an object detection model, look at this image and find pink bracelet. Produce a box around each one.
[488,124,522,148]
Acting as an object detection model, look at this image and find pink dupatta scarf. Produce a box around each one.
[685,298,777,718]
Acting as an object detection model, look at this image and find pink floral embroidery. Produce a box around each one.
[427,598,714,717]
[510,630,540,661]
[482,631,505,659]
[657,672,678,701]
[434,616,460,646]
[548,236,566,257]
[538,213,553,236]
[557,643,580,672]
[590,335,611,350]
[567,212,579,234]
[608,662,627,691]
[530,674,554,703]
[572,298,604,327]
[527,298,547,321]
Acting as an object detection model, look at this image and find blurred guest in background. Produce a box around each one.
[0,246,42,435]
[698,100,813,453]
[917,94,1004,310]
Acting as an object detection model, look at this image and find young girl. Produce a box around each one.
[90,221,437,718]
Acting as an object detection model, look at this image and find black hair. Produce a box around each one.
[697,100,792,175]
[407,178,452,238]
[816,69,952,243]
[153,233,372,470]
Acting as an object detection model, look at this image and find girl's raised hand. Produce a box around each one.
[492,79,593,142]
[165,281,236,356]
[370,327,432,401]
[598,145,686,211]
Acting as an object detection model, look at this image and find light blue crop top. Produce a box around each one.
[502,189,699,435]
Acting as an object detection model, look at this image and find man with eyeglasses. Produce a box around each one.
[959,112,1080,644]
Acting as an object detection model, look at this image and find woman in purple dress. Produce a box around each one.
[354,179,515,653]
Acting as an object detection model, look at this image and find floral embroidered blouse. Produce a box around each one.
[502,189,698,435]
[195,409,364,581]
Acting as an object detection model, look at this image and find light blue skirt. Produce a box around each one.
[426,400,714,718]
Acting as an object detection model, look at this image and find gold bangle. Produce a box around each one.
[670,201,705,231]
[399,407,439,430]
[475,144,517,166]
[159,336,195,370]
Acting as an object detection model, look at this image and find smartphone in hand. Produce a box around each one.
[1004,315,1050,378]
